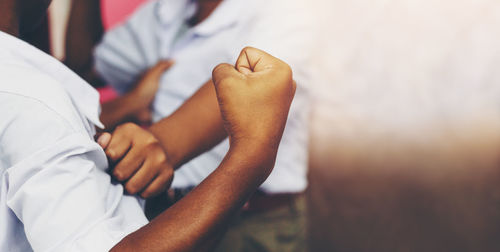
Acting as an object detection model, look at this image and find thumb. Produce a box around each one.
[97,132,112,149]
[212,63,243,87]
[235,47,278,74]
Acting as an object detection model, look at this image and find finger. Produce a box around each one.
[124,158,161,195]
[156,60,175,71]
[140,171,173,199]
[235,47,279,73]
[150,60,175,77]
[212,63,244,87]
[97,132,112,149]
[105,131,133,162]
[112,147,146,182]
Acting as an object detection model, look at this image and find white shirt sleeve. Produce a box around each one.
[94,1,161,94]
[3,97,148,252]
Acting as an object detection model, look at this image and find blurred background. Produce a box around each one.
[41,0,500,251]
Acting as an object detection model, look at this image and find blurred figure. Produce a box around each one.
[308,0,500,251]
[66,0,317,251]
[0,0,300,249]
[22,14,50,53]
[47,0,72,60]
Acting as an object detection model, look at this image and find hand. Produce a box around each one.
[97,123,174,198]
[129,60,174,123]
[211,47,296,149]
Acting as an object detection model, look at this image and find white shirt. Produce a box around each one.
[95,0,318,193]
[0,31,148,252]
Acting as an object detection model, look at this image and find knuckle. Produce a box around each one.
[144,141,162,155]
[125,183,138,195]
[145,135,160,145]
[141,190,152,199]
[119,122,137,132]
[155,151,168,164]
[212,64,228,77]
[242,46,256,53]
[277,63,293,77]
[113,170,125,181]
[106,150,117,160]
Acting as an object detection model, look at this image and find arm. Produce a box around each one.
[64,0,104,85]
[110,47,296,251]
[69,1,173,128]
[149,79,227,169]
[100,61,174,129]
[113,142,274,251]
[98,78,226,198]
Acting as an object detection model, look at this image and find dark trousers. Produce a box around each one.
[145,190,307,252]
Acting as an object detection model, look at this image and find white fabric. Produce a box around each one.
[94,0,318,193]
[0,31,148,252]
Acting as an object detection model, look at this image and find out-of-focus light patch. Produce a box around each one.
[310,0,500,152]
[307,1,500,250]
[101,0,148,30]
[48,0,72,60]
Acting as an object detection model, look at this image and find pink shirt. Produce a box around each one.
[101,0,148,30]
[98,0,148,102]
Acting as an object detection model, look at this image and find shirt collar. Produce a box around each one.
[157,0,243,37]
[0,31,104,129]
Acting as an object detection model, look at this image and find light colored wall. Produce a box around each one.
[307,0,500,251]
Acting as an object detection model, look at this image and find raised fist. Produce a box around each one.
[212,47,296,150]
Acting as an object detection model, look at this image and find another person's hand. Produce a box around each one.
[97,123,174,198]
[212,47,296,150]
[99,61,173,129]
[130,60,174,124]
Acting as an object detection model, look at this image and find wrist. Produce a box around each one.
[225,143,277,186]
[122,91,145,115]
[228,138,277,166]
[148,124,179,168]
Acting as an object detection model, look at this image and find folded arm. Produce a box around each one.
[149,79,227,169]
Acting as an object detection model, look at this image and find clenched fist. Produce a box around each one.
[212,47,296,150]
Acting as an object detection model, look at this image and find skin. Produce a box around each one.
[99,60,175,129]
[65,0,223,128]
[111,46,297,252]
[0,2,297,251]
[66,0,236,198]
[64,0,104,85]
[98,79,227,198]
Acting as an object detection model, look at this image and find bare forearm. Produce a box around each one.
[149,80,227,169]
[111,145,276,251]
[64,0,103,84]
[100,94,141,130]
[109,46,295,252]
